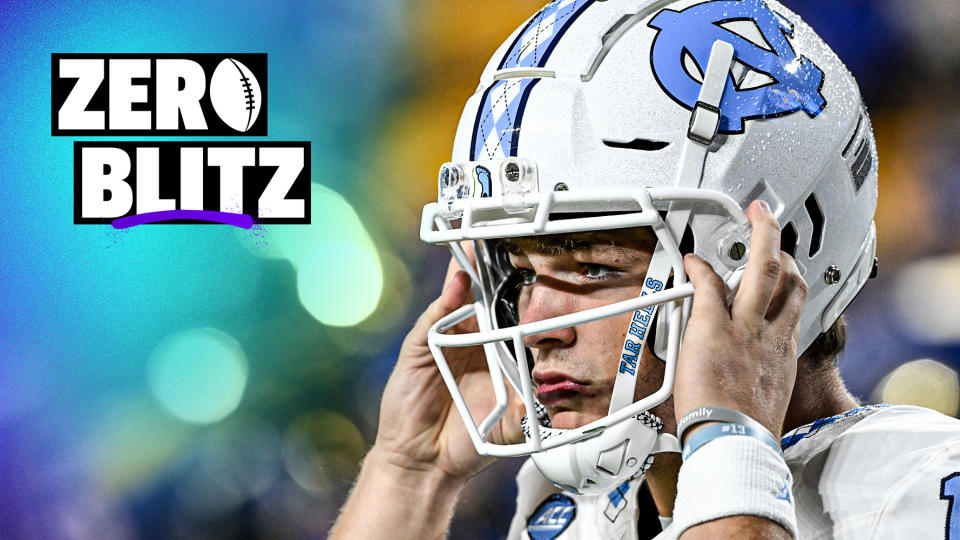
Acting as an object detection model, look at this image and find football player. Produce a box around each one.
[332,1,960,538]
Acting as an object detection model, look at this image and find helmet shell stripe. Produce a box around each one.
[470,0,597,161]
[499,0,597,70]
[470,78,541,160]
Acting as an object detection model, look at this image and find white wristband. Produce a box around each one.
[672,434,797,538]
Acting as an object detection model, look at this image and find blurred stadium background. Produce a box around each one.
[1,0,958,538]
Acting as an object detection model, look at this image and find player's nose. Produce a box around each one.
[518,286,576,349]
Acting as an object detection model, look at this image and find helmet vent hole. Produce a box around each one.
[850,139,872,193]
[842,113,865,158]
[843,112,872,193]
[781,222,798,257]
[678,224,695,256]
[805,194,825,257]
[602,138,669,151]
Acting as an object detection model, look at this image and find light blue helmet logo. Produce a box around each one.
[648,0,826,133]
[475,165,492,198]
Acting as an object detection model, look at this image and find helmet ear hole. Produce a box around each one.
[494,275,535,372]
[490,241,536,372]
[494,271,522,328]
[491,240,521,327]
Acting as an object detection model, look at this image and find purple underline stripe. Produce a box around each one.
[111,210,254,229]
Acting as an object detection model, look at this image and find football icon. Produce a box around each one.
[210,58,261,132]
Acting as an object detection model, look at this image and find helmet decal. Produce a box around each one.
[470,0,596,160]
[499,0,596,70]
[603,481,633,522]
[470,77,542,160]
[474,165,493,197]
[648,0,827,133]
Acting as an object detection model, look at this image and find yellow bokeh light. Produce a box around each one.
[877,358,960,417]
[280,409,367,494]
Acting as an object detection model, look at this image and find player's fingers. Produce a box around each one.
[408,271,472,346]
[443,241,476,289]
[499,384,528,445]
[732,200,782,323]
[683,253,731,322]
[766,252,808,334]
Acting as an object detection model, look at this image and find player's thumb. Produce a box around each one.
[408,271,472,344]
[683,253,729,320]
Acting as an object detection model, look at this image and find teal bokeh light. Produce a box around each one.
[297,241,384,326]
[251,183,376,266]
[147,327,249,424]
[0,0,409,536]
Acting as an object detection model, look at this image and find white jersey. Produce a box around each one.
[508,405,960,539]
[507,457,648,540]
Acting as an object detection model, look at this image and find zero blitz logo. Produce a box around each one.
[53,53,311,226]
[53,53,268,135]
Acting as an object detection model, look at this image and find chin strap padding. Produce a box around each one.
[653,432,681,454]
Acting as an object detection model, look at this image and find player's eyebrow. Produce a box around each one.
[502,229,657,258]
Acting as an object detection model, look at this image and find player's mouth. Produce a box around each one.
[534,371,589,406]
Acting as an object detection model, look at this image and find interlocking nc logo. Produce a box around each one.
[648,0,827,134]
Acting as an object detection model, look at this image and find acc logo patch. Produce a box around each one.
[648,0,826,133]
[527,494,576,540]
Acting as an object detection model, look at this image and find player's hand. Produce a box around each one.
[371,246,525,483]
[673,200,808,439]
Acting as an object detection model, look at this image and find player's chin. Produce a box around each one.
[549,409,605,430]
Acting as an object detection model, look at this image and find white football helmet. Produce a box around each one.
[420,0,878,494]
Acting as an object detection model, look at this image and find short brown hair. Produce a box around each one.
[801,315,847,368]
[501,228,658,257]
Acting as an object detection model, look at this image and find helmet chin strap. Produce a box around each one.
[519,40,733,493]
[607,40,735,424]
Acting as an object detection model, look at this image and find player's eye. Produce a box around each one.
[581,263,619,281]
[517,267,537,285]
